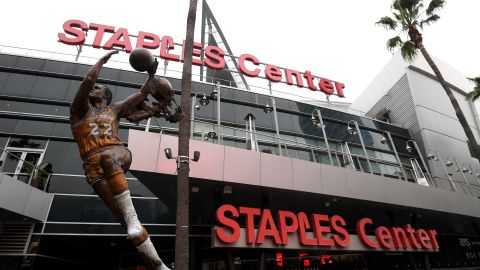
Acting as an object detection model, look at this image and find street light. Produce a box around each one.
[427,149,458,192]
[210,82,222,144]
[381,131,407,181]
[346,120,373,174]
[264,82,282,156]
[406,139,433,185]
[451,158,473,195]
[312,109,333,165]
[190,92,209,139]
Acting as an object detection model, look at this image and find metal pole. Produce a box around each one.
[385,131,407,181]
[145,118,151,132]
[190,95,196,139]
[434,149,458,191]
[454,158,473,196]
[409,140,434,184]
[216,82,222,144]
[352,121,373,174]
[269,83,282,156]
[315,109,333,165]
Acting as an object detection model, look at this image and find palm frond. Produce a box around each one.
[420,14,440,29]
[387,36,404,53]
[400,41,418,62]
[466,89,480,102]
[376,16,398,30]
[467,76,480,86]
[426,0,445,15]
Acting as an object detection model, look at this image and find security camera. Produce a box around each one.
[164,148,173,159]
[192,151,200,162]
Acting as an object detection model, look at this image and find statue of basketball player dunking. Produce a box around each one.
[70,51,172,270]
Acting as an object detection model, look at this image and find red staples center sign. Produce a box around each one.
[213,205,439,252]
[58,19,345,97]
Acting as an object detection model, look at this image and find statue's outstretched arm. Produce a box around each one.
[70,51,118,120]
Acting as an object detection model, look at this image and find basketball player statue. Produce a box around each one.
[70,50,175,270]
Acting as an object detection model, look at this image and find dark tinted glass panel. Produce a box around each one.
[48,195,174,223]
[43,141,72,175]
[0,55,18,67]
[30,76,70,100]
[61,143,85,175]
[42,60,76,74]
[0,72,9,89]
[98,67,119,81]
[46,174,93,195]
[14,120,55,136]
[112,85,135,103]
[0,100,69,116]
[15,57,45,70]
[0,136,9,148]
[72,64,90,77]
[0,118,18,132]
[118,70,145,84]
[276,112,295,133]
[63,80,82,102]
[2,74,36,96]
[51,123,72,137]
[128,179,156,197]
[217,101,233,123]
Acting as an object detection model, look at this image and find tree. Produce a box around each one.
[466,76,480,102]
[376,0,480,162]
[176,0,198,269]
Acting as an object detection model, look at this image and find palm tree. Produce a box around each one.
[376,0,480,162]
[466,76,480,102]
[176,0,198,269]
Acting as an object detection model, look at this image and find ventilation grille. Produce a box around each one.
[0,223,33,254]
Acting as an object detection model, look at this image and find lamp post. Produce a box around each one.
[427,149,458,191]
[346,120,373,173]
[312,109,333,165]
[264,82,282,156]
[381,131,407,181]
[450,158,473,195]
[210,82,222,144]
[468,164,480,186]
[406,140,433,184]
[190,92,209,139]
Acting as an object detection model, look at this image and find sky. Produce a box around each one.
[1,0,479,104]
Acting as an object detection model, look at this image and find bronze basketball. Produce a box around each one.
[129,48,155,72]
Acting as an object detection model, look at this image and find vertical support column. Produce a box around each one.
[352,121,373,174]
[315,109,333,165]
[269,83,282,156]
[216,82,222,144]
[385,131,407,181]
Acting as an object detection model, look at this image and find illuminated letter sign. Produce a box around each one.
[58,19,347,97]
[213,205,439,252]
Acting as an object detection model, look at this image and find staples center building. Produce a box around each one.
[1,6,480,270]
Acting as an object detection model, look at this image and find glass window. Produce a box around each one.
[2,73,37,96]
[61,143,85,175]
[15,57,45,70]
[0,72,10,90]
[14,120,55,136]
[0,118,18,133]
[29,77,70,100]
[42,60,76,75]
[46,174,93,195]
[43,141,75,175]
[63,80,82,102]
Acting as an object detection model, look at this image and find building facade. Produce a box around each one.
[0,50,479,270]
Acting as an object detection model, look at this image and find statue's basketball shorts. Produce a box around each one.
[82,146,131,186]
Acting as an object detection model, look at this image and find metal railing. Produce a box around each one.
[180,118,480,197]
[0,147,51,192]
